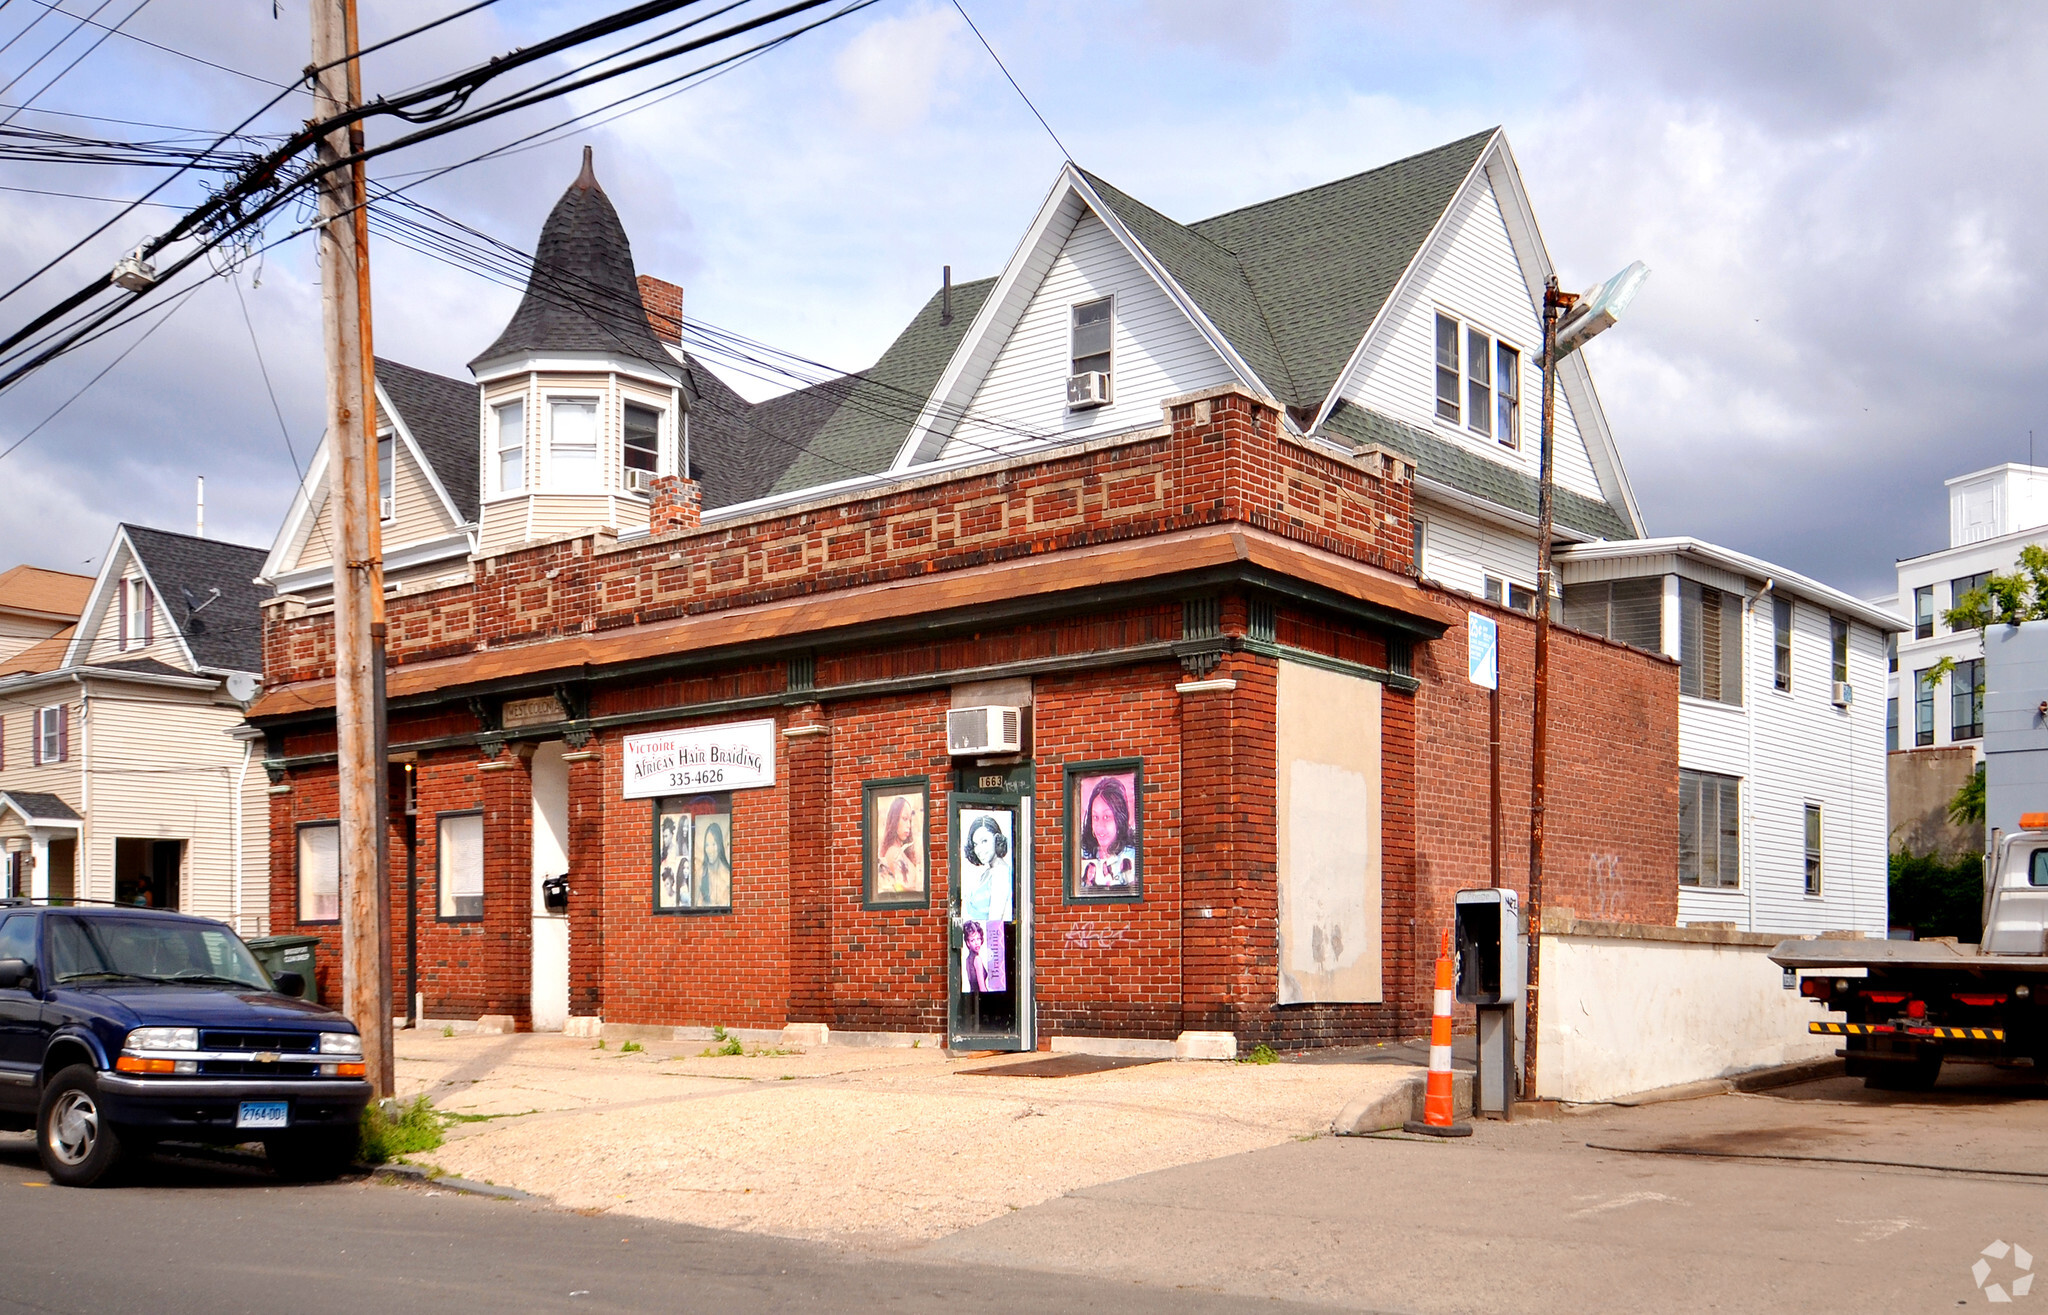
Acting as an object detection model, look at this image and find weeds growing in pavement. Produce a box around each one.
[1239,1043,1279,1065]
[441,1024,455,1038]
[359,1095,445,1164]
[621,1040,643,1054]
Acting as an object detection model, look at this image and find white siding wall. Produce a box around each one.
[1415,502,1538,601]
[1680,603,1889,934]
[1337,174,1604,503]
[295,436,456,573]
[941,208,1233,462]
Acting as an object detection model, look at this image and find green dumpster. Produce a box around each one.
[246,934,323,1003]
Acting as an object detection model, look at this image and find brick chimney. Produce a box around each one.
[648,474,701,534]
[638,275,683,345]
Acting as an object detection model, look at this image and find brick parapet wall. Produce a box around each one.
[263,391,1416,687]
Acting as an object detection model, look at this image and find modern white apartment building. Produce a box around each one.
[1557,538,1901,935]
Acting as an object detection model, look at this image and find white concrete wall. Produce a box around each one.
[1535,930,1836,1103]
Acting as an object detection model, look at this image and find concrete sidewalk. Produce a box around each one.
[392,1030,1429,1246]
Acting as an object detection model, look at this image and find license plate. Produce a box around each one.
[237,1101,289,1129]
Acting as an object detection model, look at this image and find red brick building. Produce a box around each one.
[252,133,1677,1052]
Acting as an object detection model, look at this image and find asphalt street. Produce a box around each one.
[3,1063,2046,1314]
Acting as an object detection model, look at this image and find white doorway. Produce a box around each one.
[530,742,571,1032]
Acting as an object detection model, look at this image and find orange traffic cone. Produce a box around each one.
[1405,929,1473,1138]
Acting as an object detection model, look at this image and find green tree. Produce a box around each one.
[1949,761,1985,828]
[1888,848,1985,941]
[1925,544,2048,688]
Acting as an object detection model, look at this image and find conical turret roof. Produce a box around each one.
[471,146,669,369]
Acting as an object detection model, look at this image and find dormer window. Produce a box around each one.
[118,577,152,651]
[377,435,395,521]
[1067,297,1113,411]
[493,399,525,493]
[550,397,600,492]
[623,402,660,494]
[1434,312,1522,449]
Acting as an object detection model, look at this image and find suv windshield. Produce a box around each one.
[47,916,271,990]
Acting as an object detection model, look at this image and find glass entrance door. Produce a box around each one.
[948,787,1032,1051]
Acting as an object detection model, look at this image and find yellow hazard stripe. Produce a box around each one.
[1807,1022,2004,1041]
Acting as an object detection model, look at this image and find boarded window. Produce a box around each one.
[1561,577,1663,651]
[1275,662,1382,1004]
[1679,770,1742,888]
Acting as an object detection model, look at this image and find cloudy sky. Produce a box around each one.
[0,0,2042,598]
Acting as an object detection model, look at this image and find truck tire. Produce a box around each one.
[1864,1052,1943,1092]
[36,1064,130,1187]
[265,1129,358,1182]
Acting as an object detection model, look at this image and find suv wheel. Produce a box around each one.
[37,1065,129,1187]
[265,1129,357,1182]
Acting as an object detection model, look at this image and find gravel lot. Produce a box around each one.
[392,1030,1421,1246]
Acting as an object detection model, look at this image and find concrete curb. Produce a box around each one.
[372,1161,537,1202]
[1331,1069,1474,1135]
[1731,1056,1846,1092]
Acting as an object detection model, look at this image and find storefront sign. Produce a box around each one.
[622,719,776,798]
[501,695,563,729]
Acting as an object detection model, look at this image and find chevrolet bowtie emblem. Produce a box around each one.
[254,1052,281,1063]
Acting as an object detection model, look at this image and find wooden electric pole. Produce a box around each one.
[312,0,393,1098]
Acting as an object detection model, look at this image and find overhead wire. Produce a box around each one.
[0,275,198,464]
[949,0,1070,162]
[0,0,151,127]
[12,0,287,87]
[0,0,117,101]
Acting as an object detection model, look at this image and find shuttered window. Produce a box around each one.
[33,705,66,765]
[1679,770,1742,888]
[1679,579,1742,704]
[1561,578,1663,651]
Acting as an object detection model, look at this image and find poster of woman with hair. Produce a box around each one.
[1072,766,1140,896]
[958,808,1014,922]
[867,783,927,904]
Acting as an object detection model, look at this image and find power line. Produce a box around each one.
[949,0,1070,162]
[0,276,196,464]
[232,267,333,568]
[14,0,286,87]
[0,0,151,127]
[0,183,181,205]
[0,0,118,102]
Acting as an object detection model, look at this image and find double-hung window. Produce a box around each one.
[1804,804,1824,896]
[549,398,600,492]
[623,402,660,491]
[1772,596,1792,691]
[1433,312,1523,448]
[33,705,66,765]
[1952,657,1985,740]
[1913,585,1934,640]
[493,399,525,493]
[1067,298,1113,410]
[297,823,340,923]
[1914,667,1935,746]
[1680,579,1742,704]
[437,812,484,920]
[1679,769,1741,888]
[1830,616,1850,687]
[377,435,394,521]
[118,577,153,652]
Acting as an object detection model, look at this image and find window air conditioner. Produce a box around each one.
[379,495,393,521]
[625,468,657,494]
[1066,371,1111,410]
[1832,681,1854,708]
[947,705,1023,757]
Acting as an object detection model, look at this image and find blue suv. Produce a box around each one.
[0,902,371,1186]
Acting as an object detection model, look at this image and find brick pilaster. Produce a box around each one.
[565,746,607,1018]
[479,750,534,1025]
[783,708,831,1023]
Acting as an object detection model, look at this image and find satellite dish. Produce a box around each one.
[224,672,260,704]
[1552,261,1650,362]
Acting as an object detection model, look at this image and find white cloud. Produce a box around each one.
[832,4,971,133]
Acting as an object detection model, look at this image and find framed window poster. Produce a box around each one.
[653,792,733,913]
[1065,759,1142,902]
[862,777,930,909]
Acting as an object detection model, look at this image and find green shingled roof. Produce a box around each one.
[767,276,994,496]
[1320,401,1634,542]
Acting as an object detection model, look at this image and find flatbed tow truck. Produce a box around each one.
[1771,824,2048,1090]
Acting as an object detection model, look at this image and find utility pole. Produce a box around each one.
[1523,275,1575,1098]
[313,0,393,1098]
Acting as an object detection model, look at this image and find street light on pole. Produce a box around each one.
[1523,259,1648,1099]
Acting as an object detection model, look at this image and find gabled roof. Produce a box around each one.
[107,526,270,674]
[768,277,996,496]
[0,565,92,621]
[0,791,81,826]
[679,354,847,510]
[0,626,71,677]
[377,358,479,524]
[1321,401,1633,541]
[471,147,667,370]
